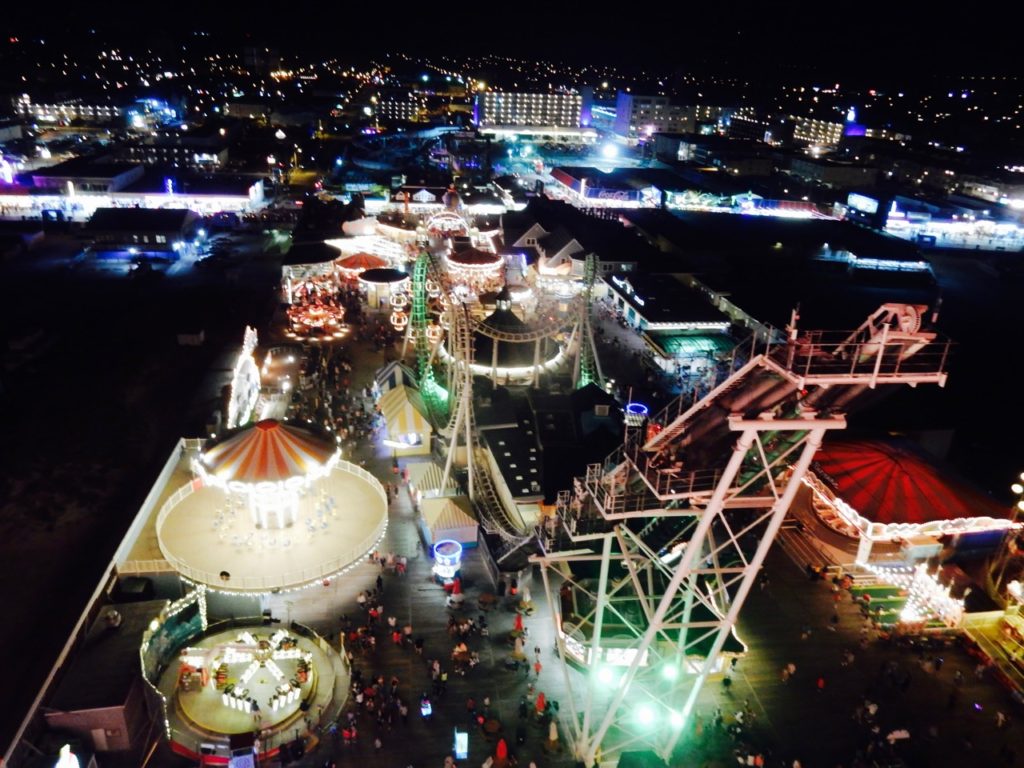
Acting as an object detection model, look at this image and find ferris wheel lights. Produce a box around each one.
[1012,483,1024,495]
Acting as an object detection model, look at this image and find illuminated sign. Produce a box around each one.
[587,188,638,202]
[432,539,463,579]
[610,275,645,307]
[611,275,631,292]
[847,193,879,215]
[453,729,469,759]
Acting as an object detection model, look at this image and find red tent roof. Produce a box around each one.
[202,419,337,484]
[812,440,1007,526]
[337,252,388,272]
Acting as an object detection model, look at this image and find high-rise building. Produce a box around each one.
[791,116,845,147]
[475,90,591,129]
[612,93,687,139]
[13,94,122,123]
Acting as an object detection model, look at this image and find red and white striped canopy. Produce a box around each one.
[202,420,337,484]
[337,252,388,272]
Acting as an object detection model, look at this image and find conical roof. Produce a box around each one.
[359,267,409,284]
[813,440,1007,525]
[282,241,342,266]
[202,419,337,484]
[338,252,388,271]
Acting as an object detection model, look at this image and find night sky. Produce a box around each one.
[2,2,1020,79]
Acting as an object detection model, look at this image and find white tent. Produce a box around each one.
[379,385,431,456]
[406,460,459,503]
[374,360,418,397]
[420,496,478,547]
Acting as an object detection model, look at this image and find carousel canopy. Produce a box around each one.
[202,419,337,485]
[359,267,409,285]
[338,252,388,272]
[447,247,502,267]
[812,439,1007,526]
[282,241,342,266]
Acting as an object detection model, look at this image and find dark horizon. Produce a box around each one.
[2,2,1022,81]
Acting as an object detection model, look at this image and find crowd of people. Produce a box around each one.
[315,544,559,768]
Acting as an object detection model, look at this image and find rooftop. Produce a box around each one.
[604,272,730,326]
[121,171,258,196]
[282,241,342,266]
[85,207,194,232]
[480,419,543,499]
[48,599,168,711]
[31,156,141,179]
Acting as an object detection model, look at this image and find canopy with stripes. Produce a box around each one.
[420,495,478,546]
[380,385,431,438]
[406,460,459,497]
[201,419,338,485]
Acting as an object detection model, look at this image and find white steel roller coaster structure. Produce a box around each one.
[531,303,952,765]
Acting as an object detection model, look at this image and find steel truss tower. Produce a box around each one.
[405,251,449,424]
[534,304,951,765]
[572,253,604,390]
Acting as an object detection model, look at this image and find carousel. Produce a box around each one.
[174,627,325,733]
[803,439,1012,564]
[281,242,342,305]
[424,210,469,241]
[286,301,345,339]
[156,419,388,592]
[337,251,388,279]
[143,587,346,760]
[445,245,504,295]
[440,287,567,385]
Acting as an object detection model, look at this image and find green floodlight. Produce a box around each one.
[635,704,656,727]
[597,666,615,685]
[662,662,679,681]
[669,710,685,729]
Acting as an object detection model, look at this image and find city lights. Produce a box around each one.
[2,21,1020,768]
